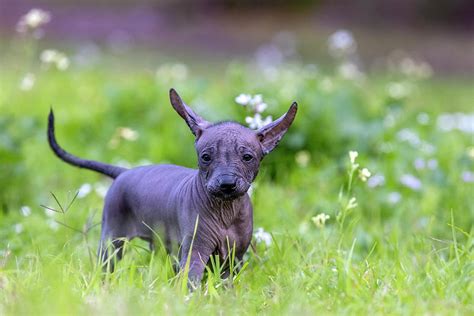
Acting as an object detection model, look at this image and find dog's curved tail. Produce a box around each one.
[47,109,127,179]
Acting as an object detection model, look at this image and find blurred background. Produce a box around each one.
[1,0,474,75]
[0,1,473,313]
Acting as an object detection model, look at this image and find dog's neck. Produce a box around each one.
[190,173,245,228]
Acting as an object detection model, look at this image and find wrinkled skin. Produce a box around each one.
[47,88,297,288]
[198,124,261,200]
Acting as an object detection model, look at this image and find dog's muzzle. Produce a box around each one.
[208,175,248,200]
[218,175,237,195]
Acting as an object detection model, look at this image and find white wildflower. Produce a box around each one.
[250,94,263,106]
[40,49,70,71]
[236,93,268,114]
[16,8,51,33]
[328,30,356,57]
[249,94,267,113]
[358,168,371,182]
[349,151,358,164]
[261,116,273,127]
[23,9,50,28]
[109,127,139,148]
[77,183,92,199]
[19,73,35,91]
[437,113,474,134]
[20,206,31,217]
[245,115,258,129]
[56,55,70,70]
[312,213,330,228]
[119,127,139,141]
[400,174,422,191]
[347,197,358,210]
[235,94,252,106]
[254,227,272,246]
[40,49,57,63]
[254,101,268,113]
[245,114,272,130]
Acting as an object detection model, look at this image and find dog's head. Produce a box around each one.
[169,89,297,200]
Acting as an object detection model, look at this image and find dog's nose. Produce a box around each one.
[219,176,237,193]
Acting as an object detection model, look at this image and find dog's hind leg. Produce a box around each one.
[98,233,127,272]
[97,195,131,272]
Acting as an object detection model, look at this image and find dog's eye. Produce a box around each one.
[201,153,211,162]
[243,154,253,162]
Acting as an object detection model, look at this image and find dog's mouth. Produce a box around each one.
[208,179,250,201]
[210,189,245,201]
[203,171,254,201]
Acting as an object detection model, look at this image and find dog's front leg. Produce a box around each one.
[220,253,246,280]
[179,240,214,290]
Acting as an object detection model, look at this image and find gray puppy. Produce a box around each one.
[47,89,297,286]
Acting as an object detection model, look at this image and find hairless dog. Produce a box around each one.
[47,89,297,287]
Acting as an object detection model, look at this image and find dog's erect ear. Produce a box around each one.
[169,88,211,137]
[256,102,298,155]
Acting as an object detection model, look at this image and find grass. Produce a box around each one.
[0,45,473,315]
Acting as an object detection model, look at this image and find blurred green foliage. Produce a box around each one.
[0,52,473,314]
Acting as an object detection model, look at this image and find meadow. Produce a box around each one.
[0,21,473,315]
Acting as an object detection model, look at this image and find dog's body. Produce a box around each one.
[48,89,297,286]
[101,164,253,277]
